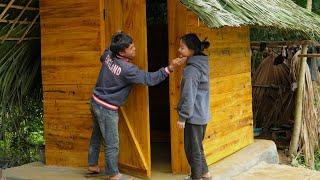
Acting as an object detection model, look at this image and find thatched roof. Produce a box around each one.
[180,0,320,36]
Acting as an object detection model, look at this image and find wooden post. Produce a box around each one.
[288,0,313,158]
[289,45,308,156]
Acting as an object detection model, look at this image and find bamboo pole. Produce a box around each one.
[298,54,320,58]
[1,0,33,43]
[289,45,308,156]
[0,3,38,11]
[18,13,39,44]
[0,37,39,41]
[289,0,313,157]
[0,19,39,25]
[0,0,15,20]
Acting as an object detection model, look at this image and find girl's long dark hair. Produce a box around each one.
[180,33,210,56]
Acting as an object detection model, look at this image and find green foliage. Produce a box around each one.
[290,148,320,171]
[0,97,43,168]
[314,0,320,15]
[293,0,308,8]
[293,0,320,14]
[315,149,320,170]
[291,154,307,168]
[0,0,42,168]
[0,0,43,169]
[0,40,41,112]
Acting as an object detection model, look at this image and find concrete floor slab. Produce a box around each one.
[2,139,305,180]
[232,162,320,180]
[210,139,279,180]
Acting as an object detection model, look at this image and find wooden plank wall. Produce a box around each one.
[40,0,105,166]
[169,1,254,174]
[40,0,253,173]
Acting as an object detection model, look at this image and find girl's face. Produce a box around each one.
[178,40,194,58]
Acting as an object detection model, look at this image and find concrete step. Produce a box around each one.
[2,140,283,180]
[210,139,279,180]
[232,162,320,180]
[2,162,90,180]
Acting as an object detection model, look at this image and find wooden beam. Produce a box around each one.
[289,45,308,156]
[251,40,320,47]
[119,108,148,171]
[0,3,38,11]
[252,84,290,89]
[298,54,320,58]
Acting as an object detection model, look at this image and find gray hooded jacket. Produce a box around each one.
[177,55,210,125]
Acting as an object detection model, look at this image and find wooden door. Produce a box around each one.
[168,0,254,174]
[104,0,151,177]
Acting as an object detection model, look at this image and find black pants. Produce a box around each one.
[184,122,209,180]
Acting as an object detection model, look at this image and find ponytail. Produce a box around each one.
[200,38,210,51]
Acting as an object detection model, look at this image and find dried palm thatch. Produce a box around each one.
[253,49,320,168]
[253,52,295,130]
[180,0,320,37]
[291,52,320,168]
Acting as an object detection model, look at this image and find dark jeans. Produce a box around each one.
[88,100,119,176]
[184,122,209,179]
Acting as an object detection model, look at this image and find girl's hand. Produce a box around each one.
[177,121,185,129]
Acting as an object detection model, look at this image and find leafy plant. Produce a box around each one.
[0,97,43,168]
[0,40,41,111]
[291,147,320,171]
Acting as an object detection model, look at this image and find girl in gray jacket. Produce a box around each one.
[177,33,211,180]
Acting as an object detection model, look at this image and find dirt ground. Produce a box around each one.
[278,149,291,165]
